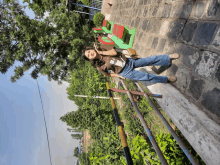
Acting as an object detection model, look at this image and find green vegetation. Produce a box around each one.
[62,68,205,164]
[1,0,95,84]
[80,0,90,6]
[93,13,104,27]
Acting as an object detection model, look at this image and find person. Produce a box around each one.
[81,44,179,83]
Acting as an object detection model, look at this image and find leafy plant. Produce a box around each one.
[93,13,104,27]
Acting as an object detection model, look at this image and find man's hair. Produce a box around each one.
[81,46,106,68]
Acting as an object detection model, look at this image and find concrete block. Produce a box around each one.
[141,19,149,31]
[142,6,149,17]
[145,19,154,33]
[181,21,198,43]
[134,17,141,28]
[168,60,192,93]
[194,51,220,79]
[201,83,220,117]
[144,34,155,49]
[175,43,200,69]
[151,37,159,49]
[136,66,220,165]
[167,19,185,41]
[170,1,193,19]
[214,62,220,84]
[156,5,164,18]
[159,20,171,36]
[169,2,182,18]
[157,38,166,53]
[147,5,156,18]
[164,41,175,54]
[207,0,219,17]
[143,0,148,5]
[151,20,163,34]
[192,22,217,46]
[192,1,208,19]
[212,27,220,50]
[162,4,172,18]
[188,74,209,100]
[152,5,159,17]
[138,0,144,6]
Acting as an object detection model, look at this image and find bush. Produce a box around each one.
[93,13,104,27]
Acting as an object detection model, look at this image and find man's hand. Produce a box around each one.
[93,43,100,53]
[119,76,126,79]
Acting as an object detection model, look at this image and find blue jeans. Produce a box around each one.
[118,55,171,83]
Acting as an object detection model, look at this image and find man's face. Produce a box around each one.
[85,49,97,60]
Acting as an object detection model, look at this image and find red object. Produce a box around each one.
[113,24,124,39]
[93,27,102,31]
[98,36,115,45]
[103,20,107,27]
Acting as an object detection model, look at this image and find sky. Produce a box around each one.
[0,1,80,165]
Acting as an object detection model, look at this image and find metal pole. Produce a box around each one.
[72,3,101,10]
[104,76,133,165]
[134,81,200,165]
[74,10,94,15]
[74,95,120,100]
[110,88,162,98]
[120,79,168,165]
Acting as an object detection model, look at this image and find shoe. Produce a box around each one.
[169,53,180,60]
[167,76,177,82]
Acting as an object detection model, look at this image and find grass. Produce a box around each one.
[111,78,176,138]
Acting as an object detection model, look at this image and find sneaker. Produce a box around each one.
[169,53,180,60]
[167,76,177,82]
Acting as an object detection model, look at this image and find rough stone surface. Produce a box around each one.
[181,2,193,19]
[107,0,220,163]
[194,51,219,78]
[151,20,162,34]
[141,19,149,31]
[143,6,148,17]
[168,60,192,93]
[212,27,220,50]
[188,75,206,100]
[170,2,184,18]
[164,42,175,54]
[193,23,217,46]
[167,20,185,41]
[207,0,219,17]
[159,20,170,36]
[136,67,220,165]
[182,21,198,43]
[151,37,159,49]
[193,1,207,19]
[215,63,220,83]
[175,43,200,68]
[145,19,154,33]
[157,38,166,52]
[201,85,220,117]
[163,4,172,18]
[145,35,154,49]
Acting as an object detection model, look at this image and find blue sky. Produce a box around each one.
[0,1,80,165]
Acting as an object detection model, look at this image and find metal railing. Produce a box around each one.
[89,0,102,20]
[104,75,200,165]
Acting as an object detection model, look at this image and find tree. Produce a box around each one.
[71,133,82,140]
[23,0,62,17]
[74,147,79,157]
[0,0,94,84]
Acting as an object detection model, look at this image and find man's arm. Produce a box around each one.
[94,43,117,56]
[100,49,117,56]
[96,67,125,79]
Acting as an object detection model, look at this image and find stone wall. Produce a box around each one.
[110,0,220,164]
